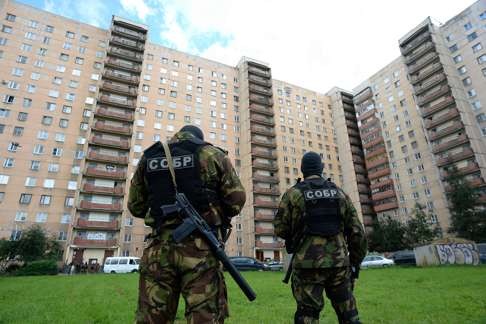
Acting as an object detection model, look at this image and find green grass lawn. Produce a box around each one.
[0,266,485,324]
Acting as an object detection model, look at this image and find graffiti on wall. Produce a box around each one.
[436,243,479,265]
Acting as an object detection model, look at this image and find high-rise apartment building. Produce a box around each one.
[0,0,484,264]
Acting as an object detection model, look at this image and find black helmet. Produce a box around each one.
[300,151,323,178]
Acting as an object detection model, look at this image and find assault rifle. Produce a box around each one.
[161,192,257,301]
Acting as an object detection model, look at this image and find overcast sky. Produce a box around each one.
[23,0,476,92]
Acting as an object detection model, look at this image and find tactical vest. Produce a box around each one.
[295,178,341,236]
[143,138,218,219]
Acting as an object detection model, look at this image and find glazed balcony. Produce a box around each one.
[253,199,279,208]
[363,136,384,150]
[370,178,394,190]
[90,135,130,150]
[249,103,274,116]
[87,151,129,164]
[249,84,273,96]
[410,62,443,85]
[95,107,134,122]
[372,189,397,201]
[250,114,275,126]
[428,121,464,141]
[248,74,272,87]
[365,146,387,160]
[73,237,117,248]
[361,127,381,139]
[354,87,373,105]
[343,103,355,114]
[421,96,455,118]
[358,108,377,121]
[417,85,450,106]
[354,164,367,175]
[342,95,354,105]
[253,187,280,196]
[432,134,469,154]
[401,31,432,56]
[362,214,375,226]
[356,174,371,185]
[249,94,273,106]
[441,162,480,179]
[255,241,284,249]
[110,36,145,51]
[351,146,364,156]
[404,42,435,64]
[105,58,142,73]
[436,148,474,167]
[349,137,361,146]
[255,227,274,235]
[84,167,127,179]
[98,95,136,109]
[252,161,278,171]
[424,108,460,129]
[251,124,275,137]
[357,183,371,194]
[253,174,279,184]
[361,204,374,215]
[414,73,447,96]
[100,82,138,97]
[78,200,122,212]
[247,65,271,78]
[103,69,140,85]
[82,183,125,196]
[107,46,143,62]
[346,119,359,130]
[76,218,119,230]
[366,156,389,170]
[359,195,372,204]
[445,177,485,192]
[254,211,274,221]
[251,136,276,148]
[348,128,360,138]
[345,112,357,122]
[352,154,365,164]
[374,201,399,213]
[251,148,277,159]
[368,167,391,180]
[93,121,132,135]
[112,25,146,41]
[407,52,439,75]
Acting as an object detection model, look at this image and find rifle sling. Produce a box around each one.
[161,141,178,193]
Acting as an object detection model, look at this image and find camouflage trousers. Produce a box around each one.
[291,267,360,324]
[135,231,228,324]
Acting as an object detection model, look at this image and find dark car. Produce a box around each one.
[228,257,267,271]
[265,261,284,271]
[392,250,416,266]
[477,243,486,264]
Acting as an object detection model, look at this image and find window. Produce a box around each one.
[66,31,75,39]
[453,55,463,63]
[463,77,472,86]
[15,212,27,222]
[7,142,20,152]
[478,54,486,64]
[52,147,63,157]
[467,89,477,97]
[457,65,467,75]
[45,25,54,33]
[12,68,23,77]
[0,109,10,118]
[59,119,69,128]
[17,112,28,121]
[63,105,72,114]
[30,160,40,171]
[27,84,36,93]
[43,179,55,188]
[448,44,458,53]
[3,157,14,168]
[19,193,32,205]
[0,174,10,184]
[31,72,40,80]
[47,163,60,173]
[33,144,44,155]
[13,126,23,137]
[38,48,47,56]
[61,213,71,224]
[35,212,48,223]
[0,37,7,46]
[56,65,65,72]
[464,22,473,31]
[467,32,478,42]
[6,13,16,22]
[1,25,12,33]
[472,43,482,53]
[58,232,67,241]
[42,116,53,125]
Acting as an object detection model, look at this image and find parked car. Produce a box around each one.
[392,250,416,266]
[477,243,486,264]
[103,257,140,274]
[265,261,284,271]
[360,255,394,268]
[228,257,267,271]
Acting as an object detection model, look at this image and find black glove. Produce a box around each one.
[351,265,360,280]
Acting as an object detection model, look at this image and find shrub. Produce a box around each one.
[15,260,58,276]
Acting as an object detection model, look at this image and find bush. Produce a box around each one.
[15,260,58,276]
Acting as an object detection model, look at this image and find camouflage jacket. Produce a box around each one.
[128,131,246,228]
[274,176,367,268]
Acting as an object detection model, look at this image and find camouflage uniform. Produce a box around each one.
[128,131,246,324]
[274,175,367,324]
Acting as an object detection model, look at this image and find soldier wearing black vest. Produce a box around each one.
[274,151,368,324]
[128,125,246,323]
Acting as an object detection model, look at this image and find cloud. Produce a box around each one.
[43,0,109,28]
[120,0,154,21]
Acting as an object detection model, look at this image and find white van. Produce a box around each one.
[103,257,141,273]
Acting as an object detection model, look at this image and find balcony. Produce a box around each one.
[445,177,485,192]
[87,151,129,164]
[251,148,277,159]
[255,241,284,249]
[370,178,394,190]
[105,58,142,73]
[110,36,144,51]
[374,201,399,213]
[93,121,132,135]
[357,184,371,195]
[248,65,271,78]
[108,46,143,62]
[407,52,440,75]
[250,114,275,126]
[359,195,372,204]
[351,146,364,157]
[82,183,125,196]
[368,167,391,180]
[251,124,275,137]
[414,73,447,96]
[346,119,359,130]
[417,85,450,106]
[112,25,146,41]
[361,204,374,215]
[421,96,455,118]
[348,128,360,138]
[401,31,432,56]
[366,156,389,170]
[76,218,119,230]
[248,74,272,87]
[362,214,374,226]
[253,187,280,196]
[345,112,357,122]
[252,161,278,171]
[255,227,274,235]
[410,62,443,85]
[249,103,274,116]
[253,174,279,184]
[428,121,464,141]
[73,237,117,248]
[354,87,373,105]
[342,95,354,105]
[365,146,387,160]
[441,162,480,179]
[90,135,130,150]
[436,148,474,167]
[353,155,365,164]
[98,95,136,109]
[100,82,138,97]
[358,108,377,121]
[349,137,361,146]
[254,211,274,221]
[103,69,140,85]
[404,42,435,64]
[95,107,134,122]
[251,136,276,148]
[354,164,367,174]
[356,174,370,185]
[249,84,273,96]
[84,167,127,179]
[253,199,279,208]
[424,108,460,129]
[78,200,122,212]
[363,136,384,150]
[432,134,469,154]
[372,189,396,201]
[249,94,273,106]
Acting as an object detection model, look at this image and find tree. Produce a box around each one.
[368,216,408,252]
[445,168,486,242]
[16,225,48,262]
[405,204,441,247]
